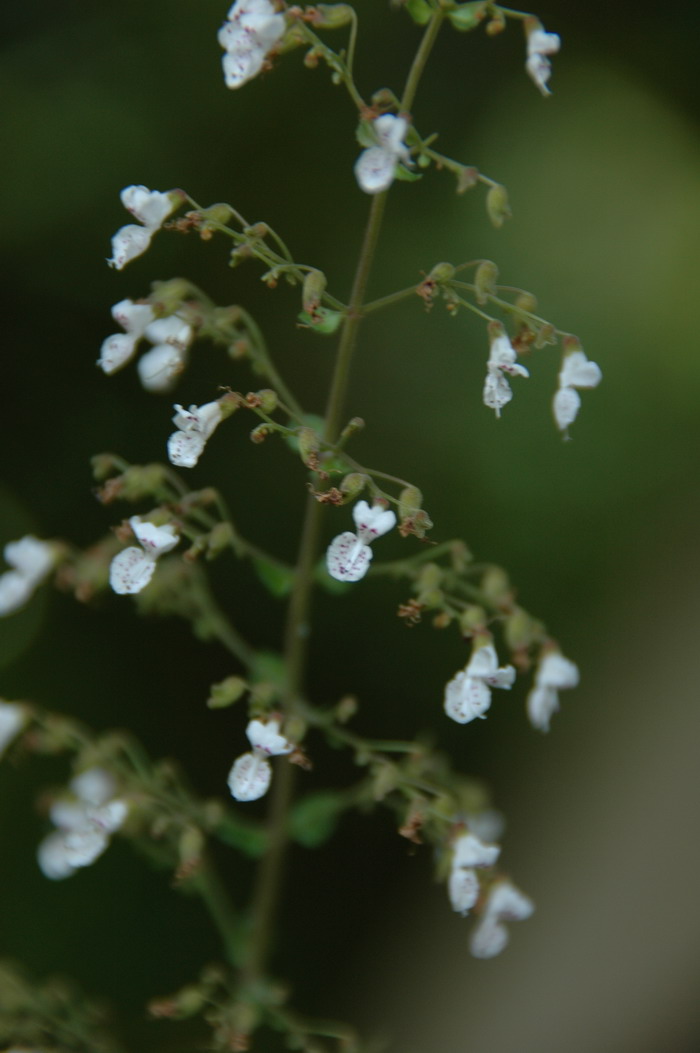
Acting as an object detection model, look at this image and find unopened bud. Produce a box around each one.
[340,473,367,499]
[372,762,399,801]
[250,424,270,443]
[459,606,488,634]
[481,566,511,606]
[207,676,248,708]
[371,88,399,110]
[504,607,541,651]
[486,184,512,228]
[448,1,488,32]
[475,260,498,305]
[207,522,234,559]
[313,4,355,29]
[534,322,557,348]
[335,695,358,723]
[255,389,278,414]
[399,485,423,520]
[456,165,479,193]
[485,10,506,34]
[427,262,455,283]
[297,426,320,468]
[302,269,327,316]
[339,416,364,441]
[150,278,191,316]
[515,291,538,313]
[179,826,205,867]
[417,562,442,591]
[562,334,583,353]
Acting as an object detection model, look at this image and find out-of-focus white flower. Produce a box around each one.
[0,701,27,757]
[0,536,54,616]
[167,401,223,468]
[469,879,534,958]
[525,25,560,96]
[107,185,179,270]
[109,516,179,596]
[37,767,128,881]
[355,115,411,195]
[444,643,516,724]
[99,304,193,390]
[228,718,294,803]
[526,651,579,731]
[553,348,602,433]
[98,298,157,375]
[218,0,286,90]
[136,344,188,393]
[483,333,529,418]
[326,500,397,583]
[448,831,501,916]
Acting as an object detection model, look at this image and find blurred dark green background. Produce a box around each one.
[2,2,700,1050]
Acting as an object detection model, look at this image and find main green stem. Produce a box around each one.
[240,8,445,989]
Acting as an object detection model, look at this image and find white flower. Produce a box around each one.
[553,348,602,432]
[218,0,286,90]
[0,536,54,616]
[469,879,534,958]
[326,500,397,583]
[228,718,294,803]
[107,185,179,269]
[37,767,128,881]
[448,831,501,916]
[526,651,579,731]
[0,701,27,757]
[98,299,157,375]
[444,643,516,725]
[167,401,223,468]
[483,333,529,418]
[355,115,411,195]
[109,516,179,596]
[525,25,560,97]
[137,344,188,393]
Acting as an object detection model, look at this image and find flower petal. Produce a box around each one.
[228,751,272,801]
[326,532,372,583]
[109,547,157,595]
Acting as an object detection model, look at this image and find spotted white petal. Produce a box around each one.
[111,298,156,335]
[137,344,187,393]
[109,547,157,595]
[526,684,558,732]
[527,29,561,57]
[536,653,579,689]
[4,537,54,584]
[129,517,179,557]
[483,370,513,417]
[444,671,492,724]
[487,880,535,921]
[144,316,193,350]
[228,751,272,802]
[70,768,117,807]
[246,718,293,756]
[352,500,397,543]
[326,531,372,583]
[448,866,480,916]
[120,186,177,230]
[98,333,139,375]
[107,224,153,270]
[355,147,398,195]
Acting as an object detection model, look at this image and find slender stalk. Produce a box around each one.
[400,9,445,113]
[194,856,245,967]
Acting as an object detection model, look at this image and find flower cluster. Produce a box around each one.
[0,700,27,757]
[326,500,397,583]
[99,299,194,392]
[37,768,128,881]
[553,347,602,434]
[109,516,179,596]
[218,0,286,90]
[526,651,579,731]
[228,718,294,802]
[469,880,535,958]
[525,24,560,97]
[167,401,224,468]
[107,185,180,270]
[483,331,529,418]
[448,831,501,916]
[0,536,54,617]
[444,642,516,725]
[355,114,411,195]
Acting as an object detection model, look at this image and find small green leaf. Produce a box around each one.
[253,557,295,598]
[447,2,488,31]
[289,791,347,848]
[297,307,343,334]
[393,165,422,184]
[207,675,248,709]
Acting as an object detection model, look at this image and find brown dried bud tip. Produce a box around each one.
[309,486,344,505]
[250,425,270,444]
[148,998,179,1019]
[416,276,438,308]
[397,599,424,626]
[399,802,425,844]
[289,747,313,771]
[433,612,452,629]
[95,477,124,504]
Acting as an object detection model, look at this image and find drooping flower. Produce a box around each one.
[228,718,294,803]
[553,348,602,433]
[0,701,27,758]
[469,879,534,958]
[98,305,193,391]
[448,831,501,916]
[526,650,579,731]
[98,299,156,375]
[444,642,516,724]
[355,115,411,195]
[167,401,223,468]
[37,767,128,881]
[326,500,397,583]
[0,536,54,616]
[525,24,561,97]
[107,185,180,270]
[218,0,286,90]
[109,516,179,595]
[483,332,529,418]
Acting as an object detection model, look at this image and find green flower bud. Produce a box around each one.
[504,607,541,651]
[475,260,499,305]
[207,676,248,709]
[534,322,557,348]
[399,485,423,520]
[417,562,442,591]
[313,5,355,29]
[297,426,320,468]
[340,473,367,499]
[250,424,271,443]
[372,762,399,801]
[255,388,278,414]
[178,826,204,867]
[149,278,192,316]
[427,262,455,283]
[458,605,487,634]
[404,0,432,25]
[448,2,489,32]
[206,522,234,559]
[302,269,327,316]
[515,291,538,313]
[481,566,511,606]
[486,183,512,228]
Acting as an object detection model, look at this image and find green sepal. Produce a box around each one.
[405,0,433,25]
[284,414,326,454]
[253,557,295,598]
[447,2,488,32]
[298,307,343,334]
[289,791,347,848]
[214,816,268,857]
[393,165,422,184]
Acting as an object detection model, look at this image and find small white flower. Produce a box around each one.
[0,536,54,616]
[453,831,501,870]
[448,866,480,916]
[218,0,286,90]
[444,643,516,725]
[107,224,153,270]
[136,344,188,393]
[448,831,501,916]
[98,299,158,375]
[120,185,178,229]
[469,879,534,958]
[326,500,397,583]
[109,516,179,596]
[167,401,223,468]
[355,115,411,195]
[0,701,27,757]
[483,333,528,418]
[37,767,128,881]
[553,348,602,432]
[228,718,294,802]
[526,651,579,731]
[525,25,561,96]
[245,718,293,756]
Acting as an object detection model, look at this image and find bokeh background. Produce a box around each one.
[2,1,700,1049]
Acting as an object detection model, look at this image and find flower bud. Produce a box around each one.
[250,424,270,444]
[404,0,432,25]
[481,566,511,607]
[206,522,234,560]
[417,562,442,592]
[535,322,557,348]
[254,389,278,414]
[335,695,357,723]
[504,607,542,652]
[302,269,327,316]
[178,826,205,867]
[485,10,506,35]
[398,485,422,521]
[515,291,538,314]
[150,278,192,317]
[297,426,320,468]
[486,184,512,228]
[459,605,487,634]
[447,1,488,32]
[475,261,498,305]
[207,676,248,709]
[427,262,455,284]
[198,203,235,227]
[372,762,399,801]
[340,473,367,500]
